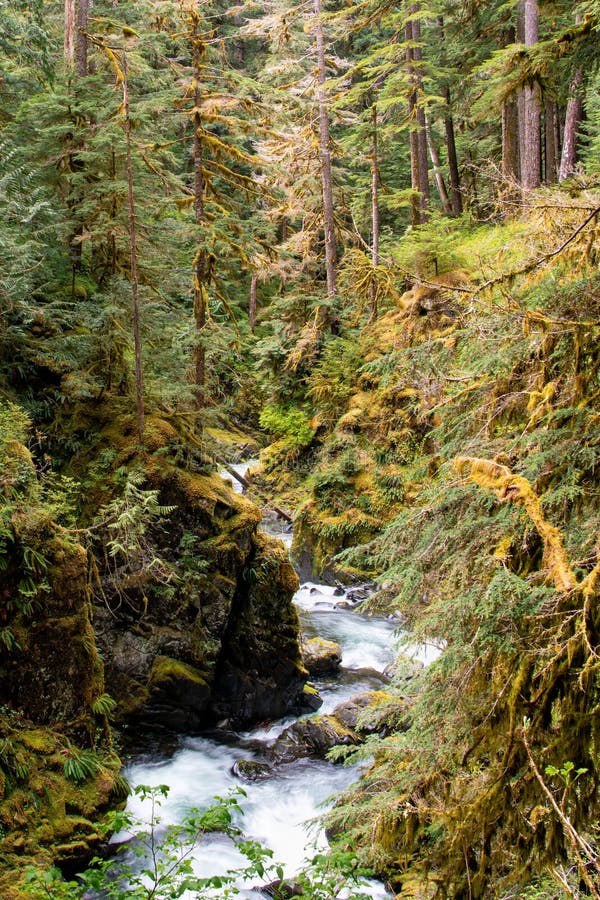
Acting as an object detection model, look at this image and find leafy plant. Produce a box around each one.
[259,404,316,451]
[61,747,103,785]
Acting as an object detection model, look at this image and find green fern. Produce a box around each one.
[62,748,102,785]
[91,693,117,717]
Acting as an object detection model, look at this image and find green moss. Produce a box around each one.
[149,656,209,688]
[19,731,55,754]
[0,714,122,894]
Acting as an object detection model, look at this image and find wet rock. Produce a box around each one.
[209,534,307,727]
[301,637,342,676]
[268,715,361,764]
[332,690,395,735]
[232,759,273,782]
[345,584,375,603]
[382,654,424,684]
[141,656,212,731]
[299,683,323,712]
[257,879,304,898]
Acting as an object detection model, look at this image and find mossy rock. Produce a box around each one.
[301,636,342,675]
[0,714,122,896]
[136,656,212,731]
[268,715,361,764]
[331,690,407,736]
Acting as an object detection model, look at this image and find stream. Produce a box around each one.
[112,462,430,898]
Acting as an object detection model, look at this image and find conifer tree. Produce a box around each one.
[559,10,585,181]
[521,0,541,190]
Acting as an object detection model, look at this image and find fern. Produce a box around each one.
[91,693,117,718]
[62,748,102,785]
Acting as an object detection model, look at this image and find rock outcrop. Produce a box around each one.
[90,417,308,731]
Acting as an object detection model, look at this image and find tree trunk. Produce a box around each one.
[559,13,584,182]
[370,104,379,320]
[65,0,75,64]
[425,115,452,215]
[406,23,421,227]
[76,0,88,77]
[501,26,519,185]
[443,89,462,216]
[517,2,525,182]
[410,7,429,221]
[502,99,520,184]
[122,55,145,445]
[249,273,257,333]
[436,18,461,215]
[521,0,541,191]
[192,16,208,409]
[406,7,429,225]
[544,98,558,183]
[314,0,337,298]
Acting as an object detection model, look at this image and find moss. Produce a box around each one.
[19,731,55,754]
[204,425,260,458]
[302,683,321,698]
[149,655,209,688]
[0,714,122,892]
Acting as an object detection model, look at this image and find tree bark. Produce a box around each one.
[406,7,429,225]
[501,26,519,185]
[559,13,584,182]
[249,273,257,333]
[502,98,520,182]
[192,14,208,409]
[411,7,429,221]
[370,103,379,320]
[406,23,421,227]
[76,0,89,77]
[425,115,452,215]
[521,0,541,190]
[443,89,462,216]
[65,0,75,64]
[314,0,337,298]
[544,98,558,183]
[517,2,525,182]
[122,55,145,445]
[436,18,462,215]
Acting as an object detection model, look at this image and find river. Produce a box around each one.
[112,462,432,898]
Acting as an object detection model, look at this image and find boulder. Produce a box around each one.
[231,759,273,782]
[382,654,424,684]
[299,683,324,712]
[268,715,361,764]
[332,690,400,735]
[301,636,342,675]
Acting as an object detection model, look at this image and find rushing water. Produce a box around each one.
[115,462,422,898]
